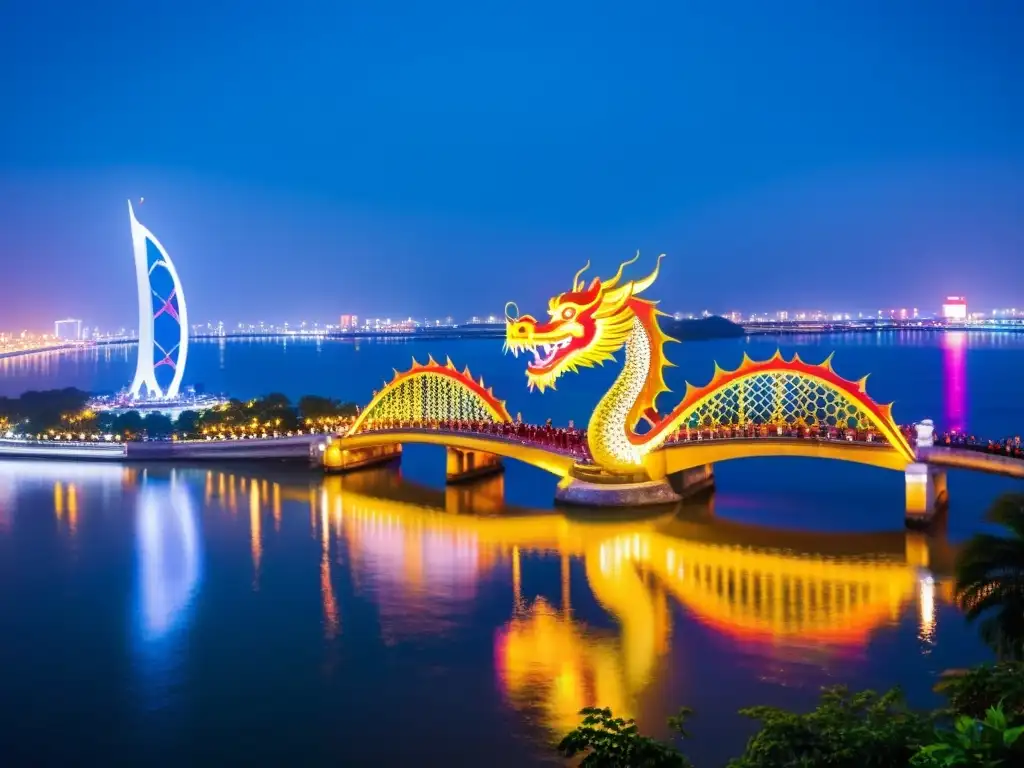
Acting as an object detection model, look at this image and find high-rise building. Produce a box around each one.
[941,296,968,321]
[54,318,82,340]
[339,314,358,330]
[128,200,189,399]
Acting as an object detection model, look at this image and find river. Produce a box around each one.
[0,331,1021,765]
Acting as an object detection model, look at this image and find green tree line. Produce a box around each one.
[0,388,357,439]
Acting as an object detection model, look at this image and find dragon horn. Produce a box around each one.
[631,253,665,295]
[603,250,641,290]
[572,260,591,292]
[600,253,664,309]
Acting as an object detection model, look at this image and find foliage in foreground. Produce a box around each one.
[954,492,1024,661]
[934,662,1024,719]
[556,707,694,768]
[729,686,932,768]
[556,664,1024,767]
[911,705,1023,768]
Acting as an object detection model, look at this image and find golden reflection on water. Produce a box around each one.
[52,481,79,536]
[249,480,262,588]
[281,470,956,734]
[320,489,340,638]
[28,464,960,739]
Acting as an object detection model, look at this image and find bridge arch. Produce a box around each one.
[347,357,512,435]
[333,430,576,477]
[653,437,909,477]
[651,351,915,463]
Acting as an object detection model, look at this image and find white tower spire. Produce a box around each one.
[127,200,189,399]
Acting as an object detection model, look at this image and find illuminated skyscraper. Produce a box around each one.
[941,296,968,321]
[127,201,189,399]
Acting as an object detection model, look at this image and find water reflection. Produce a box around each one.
[131,470,203,710]
[135,472,202,642]
[942,331,968,433]
[0,460,966,759]
[242,468,957,737]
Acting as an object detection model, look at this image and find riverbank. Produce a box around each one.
[744,321,1024,336]
[0,344,75,360]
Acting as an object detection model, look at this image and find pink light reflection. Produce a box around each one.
[942,332,968,434]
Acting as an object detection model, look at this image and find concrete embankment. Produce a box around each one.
[0,435,324,462]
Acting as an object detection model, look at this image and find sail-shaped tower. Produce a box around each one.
[127,200,189,399]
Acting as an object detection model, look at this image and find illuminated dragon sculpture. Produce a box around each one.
[504,253,914,474]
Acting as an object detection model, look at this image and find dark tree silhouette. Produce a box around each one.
[955,492,1024,660]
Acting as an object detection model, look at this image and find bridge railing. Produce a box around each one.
[903,423,1024,462]
[346,422,594,462]
[348,419,911,462]
[663,424,892,446]
[922,440,1024,462]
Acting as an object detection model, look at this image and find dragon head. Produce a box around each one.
[504,252,672,395]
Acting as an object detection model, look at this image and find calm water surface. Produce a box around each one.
[1,332,1022,765]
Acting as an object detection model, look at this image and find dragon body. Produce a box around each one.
[504,253,913,475]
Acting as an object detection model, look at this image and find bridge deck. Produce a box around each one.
[919,446,1024,478]
[338,428,584,477]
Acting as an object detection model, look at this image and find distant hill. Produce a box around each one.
[662,315,745,341]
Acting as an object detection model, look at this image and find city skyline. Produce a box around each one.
[2,1,1023,329]
[7,294,1024,345]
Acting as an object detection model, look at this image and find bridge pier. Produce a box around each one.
[667,463,716,499]
[905,462,948,529]
[554,464,682,508]
[446,446,504,484]
[320,442,402,473]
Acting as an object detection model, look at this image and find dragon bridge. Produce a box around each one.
[326,350,917,490]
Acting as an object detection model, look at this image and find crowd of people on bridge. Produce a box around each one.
[905,425,1024,460]
[663,423,885,444]
[357,416,898,454]
[355,415,1024,465]
[356,417,593,461]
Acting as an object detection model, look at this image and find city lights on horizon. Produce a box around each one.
[5,296,1024,343]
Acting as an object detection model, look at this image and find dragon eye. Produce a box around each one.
[561,307,576,320]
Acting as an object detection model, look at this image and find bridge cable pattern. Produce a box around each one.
[348,358,512,435]
[682,371,880,431]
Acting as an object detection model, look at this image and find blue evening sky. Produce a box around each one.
[0,0,1022,329]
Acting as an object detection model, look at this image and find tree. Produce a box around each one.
[112,410,145,436]
[728,686,933,768]
[954,492,1024,660]
[175,410,200,436]
[259,392,292,415]
[0,387,91,433]
[556,706,694,767]
[935,663,1024,720]
[298,394,336,417]
[298,394,357,419]
[142,412,174,437]
[912,704,1024,767]
[555,666,1024,767]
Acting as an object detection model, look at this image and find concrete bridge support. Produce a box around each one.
[667,463,716,499]
[321,442,402,473]
[905,462,948,529]
[445,446,504,484]
[554,463,682,508]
